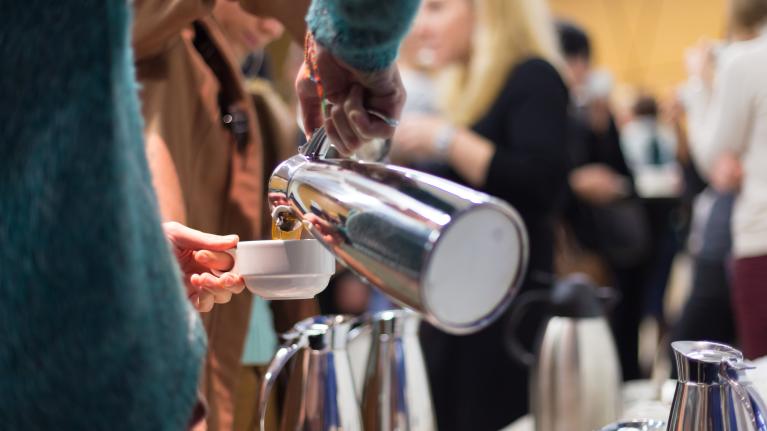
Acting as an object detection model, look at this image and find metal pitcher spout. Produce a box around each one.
[668,341,767,431]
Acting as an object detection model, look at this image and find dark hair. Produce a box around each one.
[633,95,658,118]
[729,0,767,31]
[557,20,591,60]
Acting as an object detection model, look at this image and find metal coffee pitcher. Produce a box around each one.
[268,128,528,335]
[354,310,436,431]
[505,274,622,431]
[668,341,767,431]
[258,315,361,431]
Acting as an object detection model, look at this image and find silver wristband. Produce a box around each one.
[434,124,457,161]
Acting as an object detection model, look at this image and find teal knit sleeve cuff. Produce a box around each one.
[306,0,420,71]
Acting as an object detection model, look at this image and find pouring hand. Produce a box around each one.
[297,40,405,155]
[163,222,246,313]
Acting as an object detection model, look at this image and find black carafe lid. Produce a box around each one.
[549,274,605,318]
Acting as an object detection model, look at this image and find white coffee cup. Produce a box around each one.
[226,239,336,300]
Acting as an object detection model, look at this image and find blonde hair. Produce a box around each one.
[440,0,563,126]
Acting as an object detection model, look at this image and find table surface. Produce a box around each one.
[502,360,767,431]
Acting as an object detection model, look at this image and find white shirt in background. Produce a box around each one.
[620,117,682,198]
[684,28,767,258]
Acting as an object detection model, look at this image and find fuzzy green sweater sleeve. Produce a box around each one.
[307,0,421,71]
[0,1,205,429]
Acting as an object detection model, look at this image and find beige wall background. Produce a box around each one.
[550,0,727,98]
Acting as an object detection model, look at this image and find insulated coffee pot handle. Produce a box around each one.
[258,336,306,431]
[503,289,551,367]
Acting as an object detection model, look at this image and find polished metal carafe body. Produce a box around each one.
[358,310,436,431]
[506,275,622,431]
[667,341,767,431]
[268,128,528,335]
[259,315,361,431]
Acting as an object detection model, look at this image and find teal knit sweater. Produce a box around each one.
[0,0,417,428]
[0,2,205,429]
[307,0,421,70]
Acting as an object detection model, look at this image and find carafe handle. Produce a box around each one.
[258,337,307,431]
[503,289,550,367]
[722,360,767,431]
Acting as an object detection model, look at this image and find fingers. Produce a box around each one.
[164,221,238,251]
[191,291,215,313]
[325,119,347,155]
[194,250,235,272]
[297,42,405,145]
[187,272,245,312]
[191,272,244,293]
[207,287,233,304]
[330,103,363,154]
[344,84,374,140]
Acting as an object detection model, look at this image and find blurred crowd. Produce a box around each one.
[3,0,767,429]
[320,0,767,428]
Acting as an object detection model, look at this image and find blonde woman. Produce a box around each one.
[391,0,568,428]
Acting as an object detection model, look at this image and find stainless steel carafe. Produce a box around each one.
[600,420,667,431]
[357,310,436,431]
[258,315,361,431]
[268,128,528,335]
[667,341,767,431]
[505,274,622,431]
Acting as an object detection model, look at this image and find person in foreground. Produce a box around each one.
[0,0,417,429]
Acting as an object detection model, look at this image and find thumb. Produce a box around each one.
[164,222,238,251]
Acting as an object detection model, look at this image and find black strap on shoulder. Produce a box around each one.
[191,21,249,153]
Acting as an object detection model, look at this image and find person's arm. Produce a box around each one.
[306,0,420,72]
[689,54,753,177]
[133,0,214,61]
[238,0,419,69]
[450,61,569,212]
[445,128,495,188]
[240,0,417,153]
[145,134,246,311]
[145,133,187,223]
[237,0,311,42]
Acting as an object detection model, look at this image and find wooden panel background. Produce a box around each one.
[550,0,727,97]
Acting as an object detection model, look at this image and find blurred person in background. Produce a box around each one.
[133,2,290,427]
[678,0,767,359]
[620,96,682,201]
[619,95,684,374]
[392,0,569,428]
[210,3,324,429]
[665,17,759,360]
[556,22,656,381]
[397,32,440,115]
[555,21,636,287]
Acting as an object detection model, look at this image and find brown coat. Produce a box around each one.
[132,2,316,429]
